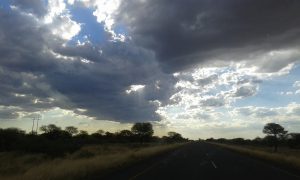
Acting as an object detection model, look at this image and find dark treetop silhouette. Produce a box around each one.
[263,123,288,152]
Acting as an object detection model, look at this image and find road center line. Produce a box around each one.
[211,161,217,169]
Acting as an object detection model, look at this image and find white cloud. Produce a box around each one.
[169,65,262,110]
[50,15,81,40]
[126,84,145,94]
[294,81,300,87]
[280,91,294,95]
[232,106,279,118]
[278,81,300,95]
[293,81,300,94]
[232,103,300,119]
[286,103,300,116]
[92,0,120,30]
[44,0,66,23]
[42,0,81,41]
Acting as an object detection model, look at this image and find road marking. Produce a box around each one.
[129,147,186,179]
[211,161,217,169]
[270,165,300,179]
[129,162,158,180]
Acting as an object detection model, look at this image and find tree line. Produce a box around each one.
[0,122,188,156]
[205,123,300,152]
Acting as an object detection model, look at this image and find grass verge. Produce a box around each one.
[209,142,300,171]
[0,143,185,180]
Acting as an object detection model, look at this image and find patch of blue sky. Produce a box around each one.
[0,0,12,12]
[67,5,109,45]
[114,23,127,36]
[234,64,300,108]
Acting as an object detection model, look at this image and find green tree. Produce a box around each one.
[95,129,104,135]
[119,130,133,137]
[168,131,183,140]
[131,122,154,143]
[40,124,70,140]
[263,123,287,152]
[40,124,61,133]
[65,126,78,136]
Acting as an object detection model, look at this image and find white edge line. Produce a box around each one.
[211,161,217,169]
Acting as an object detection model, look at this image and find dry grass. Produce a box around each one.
[0,143,185,180]
[210,143,300,170]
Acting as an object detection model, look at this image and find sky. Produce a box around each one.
[0,0,300,139]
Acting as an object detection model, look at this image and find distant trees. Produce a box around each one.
[167,132,185,142]
[131,122,154,143]
[287,133,300,148]
[40,124,61,133]
[119,130,133,137]
[40,124,71,140]
[263,123,288,152]
[161,131,186,143]
[65,126,78,136]
[95,129,104,135]
[0,122,190,155]
[204,123,296,152]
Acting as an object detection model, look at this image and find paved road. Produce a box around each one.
[106,142,300,180]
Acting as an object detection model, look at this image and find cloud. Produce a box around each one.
[232,103,300,119]
[233,85,257,97]
[293,81,300,94]
[0,106,20,120]
[233,106,278,118]
[12,0,47,17]
[287,103,300,116]
[200,96,225,107]
[0,2,177,122]
[294,81,300,88]
[164,65,262,112]
[1,0,300,131]
[116,0,300,72]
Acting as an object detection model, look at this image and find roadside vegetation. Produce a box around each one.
[0,122,188,179]
[205,123,300,170]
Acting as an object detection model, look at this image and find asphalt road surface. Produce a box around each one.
[105,142,300,180]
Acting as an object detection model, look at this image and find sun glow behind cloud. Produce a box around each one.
[0,0,300,139]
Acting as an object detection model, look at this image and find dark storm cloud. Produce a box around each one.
[47,42,177,121]
[116,0,300,72]
[0,9,66,113]
[12,0,47,17]
[0,5,177,122]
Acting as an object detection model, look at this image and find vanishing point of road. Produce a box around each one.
[106,142,300,180]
